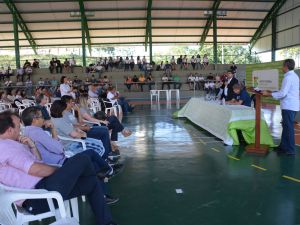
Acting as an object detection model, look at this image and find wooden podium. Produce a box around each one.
[245,91,269,155]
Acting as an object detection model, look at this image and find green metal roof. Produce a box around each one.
[0,0,280,49]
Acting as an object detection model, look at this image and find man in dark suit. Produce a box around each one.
[225,70,239,101]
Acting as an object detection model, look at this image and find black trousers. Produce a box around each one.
[22,154,112,225]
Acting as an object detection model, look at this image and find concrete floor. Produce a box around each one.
[33,103,300,225]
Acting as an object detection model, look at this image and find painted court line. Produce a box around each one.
[227,155,240,161]
[211,148,220,152]
[251,164,267,171]
[282,175,300,183]
[199,139,207,145]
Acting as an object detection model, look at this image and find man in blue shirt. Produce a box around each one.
[263,59,299,155]
[229,84,252,107]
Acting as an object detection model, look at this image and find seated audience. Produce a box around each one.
[0,110,117,225]
[79,95,132,143]
[60,96,117,159]
[24,66,33,78]
[138,74,146,92]
[125,76,132,91]
[60,76,75,98]
[173,74,182,89]
[161,74,170,90]
[107,87,134,116]
[146,74,154,90]
[21,106,119,186]
[35,93,51,120]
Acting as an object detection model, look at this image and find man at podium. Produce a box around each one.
[262,59,299,155]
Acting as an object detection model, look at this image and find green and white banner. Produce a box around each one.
[245,61,284,104]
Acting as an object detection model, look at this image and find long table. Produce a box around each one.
[174,97,274,146]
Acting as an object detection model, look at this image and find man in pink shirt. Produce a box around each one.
[0,111,117,225]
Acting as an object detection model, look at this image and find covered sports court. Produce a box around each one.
[0,1,300,225]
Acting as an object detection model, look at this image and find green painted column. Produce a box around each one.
[149,20,153,64]
[13,12,20,69]
[81,19,86,68]
[213,11,218,64]
[271,17,277,62]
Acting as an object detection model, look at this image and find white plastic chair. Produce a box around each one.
[0,103,12,112]
[0,184,79,225]
[150,90,159,104]
[45,103,53,115]
[15,101,31,116]
[57,135,87,152]
[88,98,101,114]
[101,100,117,116]
[22,99,35,106]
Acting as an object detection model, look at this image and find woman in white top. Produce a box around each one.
[196,54,201,70]
[170,56,176,70]
[124,56,130,71]
[203,54,209,69]
[60,76,74,98]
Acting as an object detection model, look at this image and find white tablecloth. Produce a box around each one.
[177,97,262,145]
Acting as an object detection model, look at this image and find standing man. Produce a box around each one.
[263,59,299,155]
[225,70,239,101]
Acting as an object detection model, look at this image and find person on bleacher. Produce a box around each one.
[23,60,31,69]
[60,76,75,98]
[0,110,118,225]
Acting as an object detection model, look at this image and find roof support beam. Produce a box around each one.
[145,0,152,62]
[250,0,286,49]
[199,0,221,50]
[12,12,20,69]
[271,17,277,61]
[78,0,92,56]
[213,9,218,64]
[3,0,37,54]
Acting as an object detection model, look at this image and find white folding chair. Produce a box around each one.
[0,183,79,225]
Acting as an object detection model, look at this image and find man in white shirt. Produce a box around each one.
[263,59,299,155]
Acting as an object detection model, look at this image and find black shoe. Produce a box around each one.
[105,195,119,205]
[106,157,119,166]
[97,167,113,179]
[108,151,121,160]
[273,146,286,154]
[286,151,296,156]
[112,149,120,156]
[107,164,124,179]
[112,163,124,170]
